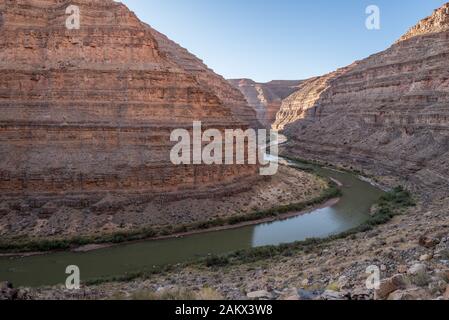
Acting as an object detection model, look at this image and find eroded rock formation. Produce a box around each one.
[399,3,449,42]
[150,31,261,129]
[278,3,449,198]
[272,71,348,131]
[0,0,261,236]
[228,79,302,128]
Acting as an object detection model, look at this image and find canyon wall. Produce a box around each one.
[277,3,449,198]
[0,0,260,203]
[229,79,302,128]
[150,30,261,129]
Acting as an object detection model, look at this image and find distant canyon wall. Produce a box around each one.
[275,3,449,198]
[228,79,302,128]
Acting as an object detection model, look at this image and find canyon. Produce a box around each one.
[0,0,267,238]
[24,2,449,301]
[228,79,302,128]
[2,0,449,302]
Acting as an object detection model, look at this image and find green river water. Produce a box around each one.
[0,162,384,287]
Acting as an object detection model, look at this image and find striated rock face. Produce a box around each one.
[399,3,449,42]
[229,79,302,128]
[0,0,260,219]
[150,30,261,129]
[278,3,449,198]
[272,71,349,131]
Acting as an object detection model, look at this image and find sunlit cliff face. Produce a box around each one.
[0,0,260,198]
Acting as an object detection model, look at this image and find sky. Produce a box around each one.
[121,0,447,82]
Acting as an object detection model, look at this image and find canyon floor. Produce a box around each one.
[5,159,449,301]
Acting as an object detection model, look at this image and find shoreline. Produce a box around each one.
[73,197,341,253]
[2,156,410,294]
[1,156,391,259]
[0,197,341,257]
[0,164,340,257]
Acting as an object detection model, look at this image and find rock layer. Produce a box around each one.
[277,3,449,199]
[229,79,302,128]
[399,3,449,42]
[151,31,261,129]
[0,1,260,217]
[272,71,348,131]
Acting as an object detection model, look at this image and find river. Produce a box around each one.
[0,159,384,287]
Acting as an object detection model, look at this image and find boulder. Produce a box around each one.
[397,265,408,274]
[388,288,430,300]
[419,254,432,262]
[408,263,427,275]
[297,289,321,300]
[338,275,349,289]
[419,236,440,249]
[247,290,273,300]
[350,288,373,300]
[375,274,407,300]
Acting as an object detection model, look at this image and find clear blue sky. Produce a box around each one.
[121,0,447,82]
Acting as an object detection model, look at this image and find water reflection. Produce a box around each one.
[0,163,383,287]
[252,207,340,247]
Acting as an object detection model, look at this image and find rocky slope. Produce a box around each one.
[276,3,449,201]
[272,71,348,131]
[0,0,260,238]
[228,79,302,127]
[399,3,449,42]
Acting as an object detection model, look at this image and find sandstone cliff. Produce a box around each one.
[128,5,261,130]
[229,79,302,128]
[399,3,449,42]
[149,30,261,129]
[0,0,261,236]
[277,3,449,199]
[272,72,348,131]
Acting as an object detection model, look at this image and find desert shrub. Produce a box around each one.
[411,271,432,287]
[326,282,340,292]
[156,288,197,300]
[205,255,230,267]
[0,163,342,254]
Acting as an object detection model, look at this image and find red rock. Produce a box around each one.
[399,4,449,42]
[228,79,302,128]
[419,236,440,248]
[0,0,260,236]
[276,3,449,196]
[375,274,406,300]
